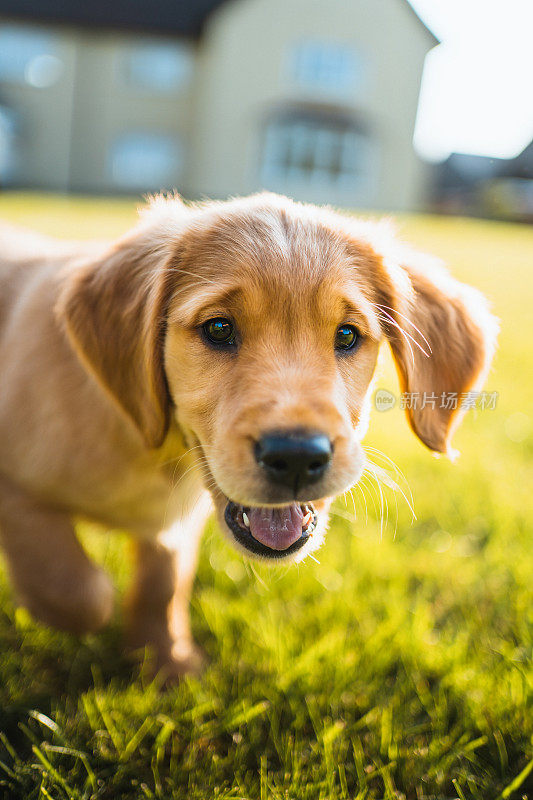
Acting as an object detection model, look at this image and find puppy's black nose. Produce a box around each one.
[255,431,332,491]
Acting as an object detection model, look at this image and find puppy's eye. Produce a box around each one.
[335,324,359,352]
[202,317,236,347]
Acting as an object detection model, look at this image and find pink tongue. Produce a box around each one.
[247,504,304,551]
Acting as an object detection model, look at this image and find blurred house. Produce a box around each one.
[0,0,437,210]
[436,140,533,222]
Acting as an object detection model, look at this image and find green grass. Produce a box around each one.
[0,193,531,800]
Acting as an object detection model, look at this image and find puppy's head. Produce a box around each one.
[59,194,498,562]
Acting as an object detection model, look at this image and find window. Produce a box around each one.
[261,110,372,190]
[121,43,193,92]
[288,41,366,98]
[0,106,17,183]
[0,25,63,87]
[109,133,182,190]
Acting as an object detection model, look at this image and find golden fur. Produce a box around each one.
[0,193,498,678]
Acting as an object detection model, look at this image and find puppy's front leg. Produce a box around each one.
[0,477,114,634]
[125,496,210,681]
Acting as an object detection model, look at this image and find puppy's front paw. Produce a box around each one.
[126,626,207,685]
[162,641,207,684]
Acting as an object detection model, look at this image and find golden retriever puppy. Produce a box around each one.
[0,193,497,678]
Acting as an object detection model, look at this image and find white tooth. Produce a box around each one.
[302,511,312,527]
[242,511,250,528]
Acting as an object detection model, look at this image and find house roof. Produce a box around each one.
[0,0,439,42]
[0,0,229,37]
[441,140,533,189]
[511,139,533,178]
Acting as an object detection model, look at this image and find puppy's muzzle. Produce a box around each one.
[222,430,331,560]
[254,430,332,493]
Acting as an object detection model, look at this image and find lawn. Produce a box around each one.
[0,193,531,800]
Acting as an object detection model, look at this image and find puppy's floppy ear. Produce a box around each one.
[57,229,178,448]
[371,242,498,456]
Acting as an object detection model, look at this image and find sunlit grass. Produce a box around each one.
[0,193,531,799]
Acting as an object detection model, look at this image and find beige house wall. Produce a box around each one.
[0,23,77,191]
[0,20,195,193]
[189,0,434,210]
[68,31,195,193]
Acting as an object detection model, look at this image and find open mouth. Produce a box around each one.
[224,500,318,559]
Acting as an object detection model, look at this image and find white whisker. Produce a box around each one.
[361,447,416,537]
[375,303,432,354]
[363,464,387,541]
[330,506,356,524]
[363,446,415,518]
[373,303,431,361]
